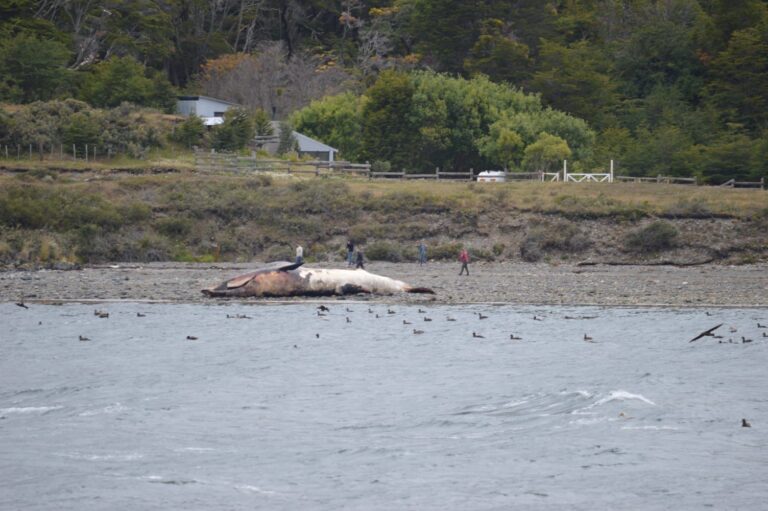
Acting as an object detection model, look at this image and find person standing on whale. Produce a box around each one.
[295,245,304,265]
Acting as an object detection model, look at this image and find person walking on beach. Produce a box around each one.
[346,240,355,267]
[418,240,427,266]
[295,245,304,265]
[355,249,365,269]
[458,247,470,276]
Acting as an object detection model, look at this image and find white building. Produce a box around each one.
[176,96,239,126]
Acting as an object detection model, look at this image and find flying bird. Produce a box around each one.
[688,324,723,343]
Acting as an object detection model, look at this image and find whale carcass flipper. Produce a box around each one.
[200,261,304,296]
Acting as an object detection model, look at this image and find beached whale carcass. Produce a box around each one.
[201,261,435,297]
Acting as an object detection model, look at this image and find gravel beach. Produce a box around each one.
[1,261,766,307]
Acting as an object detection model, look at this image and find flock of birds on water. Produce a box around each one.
[13,299,766,427]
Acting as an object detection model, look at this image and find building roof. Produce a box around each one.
[294,132,337,153]
[176,95,240,106]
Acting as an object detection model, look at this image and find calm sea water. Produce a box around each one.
[1,302,767,510]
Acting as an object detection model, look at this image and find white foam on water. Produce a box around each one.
[79,403,127,416]
[236,485,276,495]
[621,425,681,431]
[595,390,656,406]
[176,447,216,452]
[59,452,144,461]
[0,406,62,414]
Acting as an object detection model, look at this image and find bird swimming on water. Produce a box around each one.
[78,335,90,342]
[472,332,484,338]
[742,418,751,428]
[413,329,424,335]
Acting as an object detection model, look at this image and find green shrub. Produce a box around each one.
[663,199,714,219]
[261,244,293,262]
[365,241,404,262]
[429,242,463,260]
[521,221,590,262]
[173,115,205,148]
[155,217,193,238]
[371,160,391,173]
[624,221,678,253]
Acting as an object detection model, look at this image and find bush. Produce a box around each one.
[624,221,678,253]
[173,115,205,148]
[428,242,463,260]
[365,241,404,262]
[154,217,193,238]
[371,160,391,173]
[261,244,293,262]
[520,221,590,262]
[211,108,255,151]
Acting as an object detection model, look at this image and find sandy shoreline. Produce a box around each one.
[1,261,767,307]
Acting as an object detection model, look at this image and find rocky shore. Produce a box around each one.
[1,261,767,307]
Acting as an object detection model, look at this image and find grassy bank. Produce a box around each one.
[0,168,766,267]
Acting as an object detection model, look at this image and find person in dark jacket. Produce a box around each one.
[346,240,355,266]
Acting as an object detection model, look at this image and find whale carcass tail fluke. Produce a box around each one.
[405,287,436,294]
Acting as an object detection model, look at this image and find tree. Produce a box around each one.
[0,33,72,103]
[211,108,255,151]
[61,111,102,147]
[291,92,362,161]
[614,20,704,100]
[360,70,418,169]
[529,40,619,129]
[79,56,176,111]
[173,115,206,148]
[463,19,533,85]
[707,24,768,132]
[522,132,572,172]
[276,121,297,155]
[477,119,523,169]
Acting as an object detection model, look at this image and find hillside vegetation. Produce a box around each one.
[0,170,765,267]
[1,1,767,182]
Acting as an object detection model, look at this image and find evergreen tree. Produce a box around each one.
[0,34,72,103]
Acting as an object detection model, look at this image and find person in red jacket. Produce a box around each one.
[458,247,470,276]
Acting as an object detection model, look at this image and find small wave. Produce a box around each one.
[175,447,216,453]
[595,390,656,407]
[79,403,127,416]
[235,485,276,495]
[0,406,62,414]
[621,425,680,431]
[60,452,144,461]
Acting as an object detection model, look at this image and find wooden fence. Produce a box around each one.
[0,143,120,162]
[720,177,765,189]
[194,151,370,175]
[614,175,697,185]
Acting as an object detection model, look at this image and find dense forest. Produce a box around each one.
[1,0,767,182]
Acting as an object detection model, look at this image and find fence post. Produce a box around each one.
[610,159,614,183]
[469,168,474,181]
[563,160,568,182]
[72,144,76,161]
[29,144,32,159]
